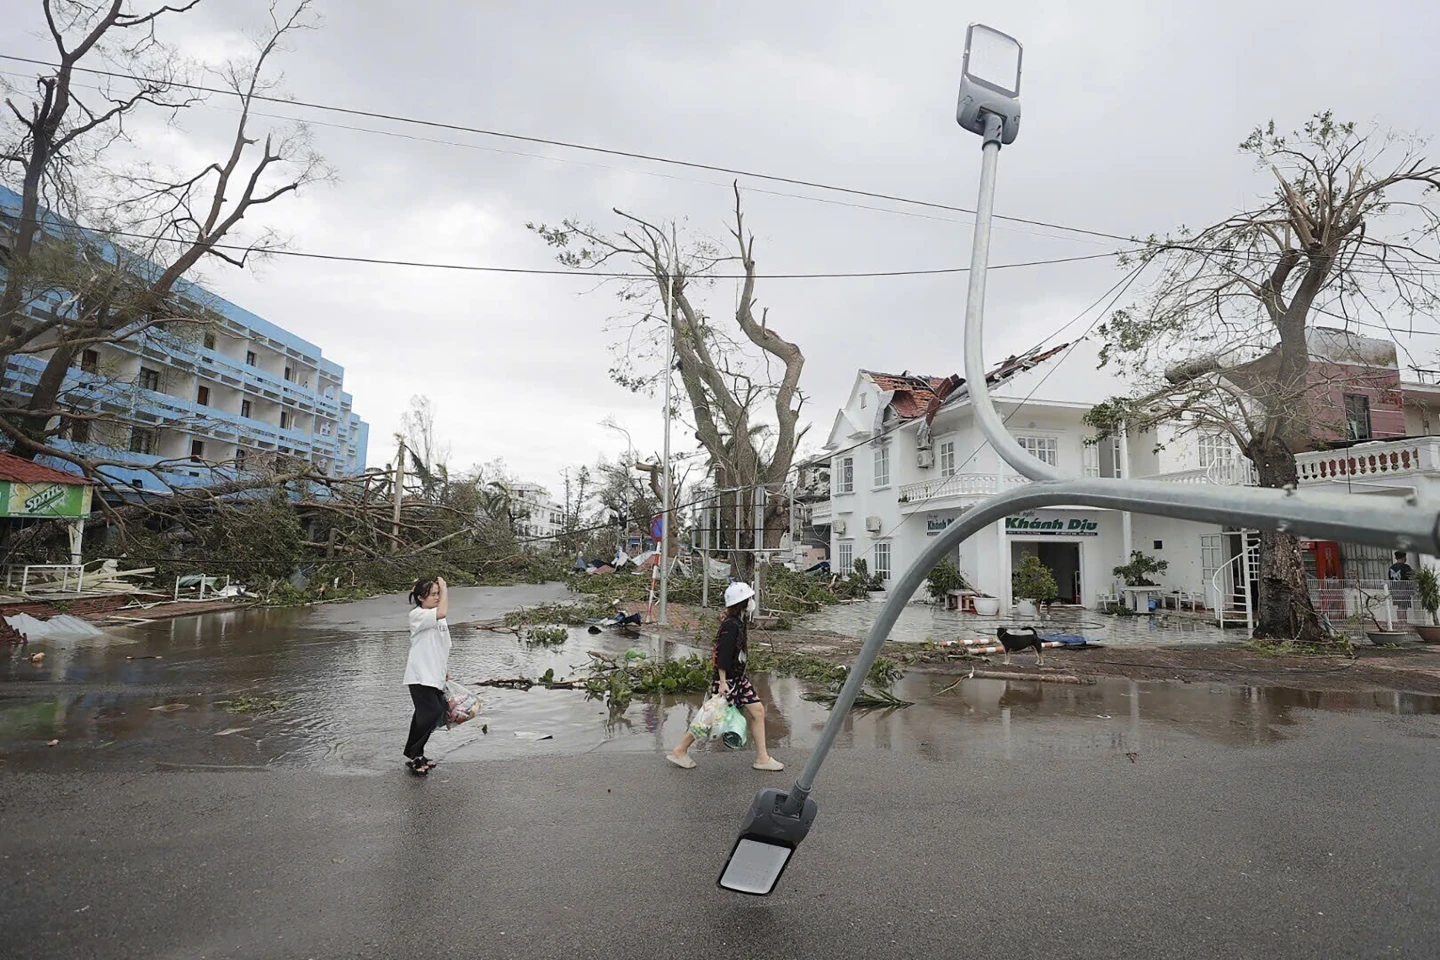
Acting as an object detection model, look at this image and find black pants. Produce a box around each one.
[405,684,447,759]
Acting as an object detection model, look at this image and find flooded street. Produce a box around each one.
[4,585,1438,773]
[5,584,1440,959]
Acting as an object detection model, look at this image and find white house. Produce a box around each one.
[821,334,1440,622]
[508,482,563,547]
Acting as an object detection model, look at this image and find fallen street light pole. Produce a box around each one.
[718,476,1440,894]
[718,20,1440,896]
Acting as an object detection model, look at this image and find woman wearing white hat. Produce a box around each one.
[667,580,784,771]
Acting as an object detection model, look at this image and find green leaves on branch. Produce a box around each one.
[1113,550,1169,587]
[524,626,569,646]
[1012,555,1059,605]
[925,558,971,602]
[582,652,712,712]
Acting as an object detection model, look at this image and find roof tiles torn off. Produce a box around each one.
[864,342,1072,422]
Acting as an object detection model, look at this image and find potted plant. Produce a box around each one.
[925,558,971,606]
[1413,567,1440,643]
[1012,555,1058,620]
[1112,549,1169,613]
[1113,550,1169,586]
[851,559,885,598]
[972,592,1001,616]
[1359,586,1408,646]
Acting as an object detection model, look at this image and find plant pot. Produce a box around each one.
[1415,624,1440,644]
[1015,600,1038,618]
[1365,630,1409,646]
[972,597,1001,616]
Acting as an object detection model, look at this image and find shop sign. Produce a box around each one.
[1004,512,1099,537]
[0,480,92,518]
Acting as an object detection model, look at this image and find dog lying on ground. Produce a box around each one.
[996,626,1044,667]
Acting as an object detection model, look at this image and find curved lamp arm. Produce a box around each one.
[962,111,1066,483]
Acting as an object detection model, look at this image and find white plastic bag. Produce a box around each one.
[443,679,481,728]
[689,693,729,740]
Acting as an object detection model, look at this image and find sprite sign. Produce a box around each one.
[0,480,92,519]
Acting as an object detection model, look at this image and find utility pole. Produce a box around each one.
[659,252,674,625]
[702,502,711,608]
[391,436,406,554]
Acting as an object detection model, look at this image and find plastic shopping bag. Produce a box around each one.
[443,679,482,728]
[716,705,749,750]
[689,694,729,740]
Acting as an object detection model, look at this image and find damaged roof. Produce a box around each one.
[863,342,1072,423]
[0,453,92,486]
[859,370,954,419]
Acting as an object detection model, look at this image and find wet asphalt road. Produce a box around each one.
[4,709,1440,959]
[2,584,1440,957]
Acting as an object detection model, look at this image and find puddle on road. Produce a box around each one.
[3,584,1439,772]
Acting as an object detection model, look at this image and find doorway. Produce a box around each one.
[1011,541,1082,604]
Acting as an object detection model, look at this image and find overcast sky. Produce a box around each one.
[4,0,1439,496]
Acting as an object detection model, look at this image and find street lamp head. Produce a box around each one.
[718,787,818,896]
[956,23,1022,145]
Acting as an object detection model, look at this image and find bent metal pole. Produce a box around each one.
[776,107,1440,814]
[781,476,1440,808]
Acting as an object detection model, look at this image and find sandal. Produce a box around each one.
[666,752,696,770]
[752,757,785,771]
[406,756,436,776]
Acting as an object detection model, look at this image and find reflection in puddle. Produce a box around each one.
[3,584,1438,772]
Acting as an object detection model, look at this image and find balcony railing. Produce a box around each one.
[1153,458,1259,486]
[897,472,1030,507]
[1296,437,1440,485]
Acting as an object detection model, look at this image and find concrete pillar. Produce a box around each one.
[67,519,83,567]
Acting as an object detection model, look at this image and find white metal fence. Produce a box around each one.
[1308,578,1423,629]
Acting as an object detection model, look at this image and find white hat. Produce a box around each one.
[723,581,755,608]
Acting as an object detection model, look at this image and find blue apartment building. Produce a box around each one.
[0,185,368,495]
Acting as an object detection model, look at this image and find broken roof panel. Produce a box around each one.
[863,342,1073,423]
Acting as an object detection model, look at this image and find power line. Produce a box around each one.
[8,65,1440,282]
[1,213,1127,279]
[0,52,1142,246]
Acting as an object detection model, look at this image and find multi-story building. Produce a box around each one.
[790,454,832,568]
[0,185,368,494]
[818,331,1440,623]
[508,482,563,546]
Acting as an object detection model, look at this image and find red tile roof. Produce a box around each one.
[862,371,953,419]
[0,453,93,486]
[864,342,1073,423]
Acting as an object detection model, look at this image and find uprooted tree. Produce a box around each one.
[528,185,808,581]
[1087,112,1440,642]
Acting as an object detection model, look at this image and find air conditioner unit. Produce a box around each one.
[833,519,847,535]
[917,448,935,469]
[865,516,883,534]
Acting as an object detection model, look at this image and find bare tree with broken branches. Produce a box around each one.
[0,0,329,484]
[529,185,808,581]
[1088,112,1440,643]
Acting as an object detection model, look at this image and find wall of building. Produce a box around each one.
[1305,359,1406,443]
[820,336,1440,614]
[1130,515,1224,597]
[0,185,369,495]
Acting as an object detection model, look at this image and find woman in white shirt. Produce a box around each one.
[403,576,450,776]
